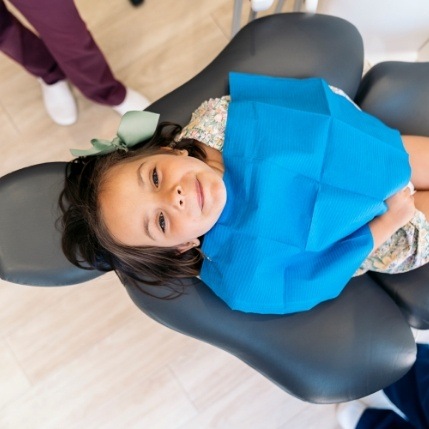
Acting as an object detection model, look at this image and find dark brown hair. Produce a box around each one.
[59,122,207,296]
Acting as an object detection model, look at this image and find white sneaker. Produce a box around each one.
[113,87,150,116]
[38,79,78,126]
[412,327,429,344]
[336,401,367,429]
[251,0,275,12]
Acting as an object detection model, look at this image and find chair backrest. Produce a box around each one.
[149,13,365,125]
[0,13,418,403]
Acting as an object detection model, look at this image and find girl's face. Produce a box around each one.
[99,149,227,251]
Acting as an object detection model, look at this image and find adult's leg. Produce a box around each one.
[337,396,410,429]
[9,0,126,105]
[383,343,429,428]
[0,0,64,84]
[355,408,413,429]
[339,345,429,429]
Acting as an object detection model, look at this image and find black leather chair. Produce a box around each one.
[1,13,428,404]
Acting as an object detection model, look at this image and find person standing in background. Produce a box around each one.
[0,0,149,125]
[337,343,429,429]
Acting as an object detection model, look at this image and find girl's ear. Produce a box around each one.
[177,238,200,254]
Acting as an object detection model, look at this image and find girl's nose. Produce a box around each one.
[168,185,184,209]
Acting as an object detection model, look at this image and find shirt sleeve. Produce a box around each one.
[176,96,230,151]
[329,85,361,110]
[354,210,429,276]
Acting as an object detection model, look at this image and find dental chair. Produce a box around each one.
[1,13,429,404]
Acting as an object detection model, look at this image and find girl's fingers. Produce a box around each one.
[406,181,416,195]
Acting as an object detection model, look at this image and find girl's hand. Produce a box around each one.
[369,186,416,251]
[384,186,416,230]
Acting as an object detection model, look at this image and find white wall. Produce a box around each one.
[313,0,429,64]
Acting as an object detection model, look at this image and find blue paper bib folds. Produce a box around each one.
[200,73,411,314]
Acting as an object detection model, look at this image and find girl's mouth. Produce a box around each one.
[196,178,204,211]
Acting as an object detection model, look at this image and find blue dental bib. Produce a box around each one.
[200,72,410,314]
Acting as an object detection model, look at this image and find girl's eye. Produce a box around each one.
[159,212,166,233]
[152,168,159,187]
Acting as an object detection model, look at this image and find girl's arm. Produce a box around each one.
[369,187,416,252]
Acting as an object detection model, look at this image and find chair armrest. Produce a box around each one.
[370,269,429,330]
[125,275,416,403]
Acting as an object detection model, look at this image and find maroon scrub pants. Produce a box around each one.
[0,0,126,105]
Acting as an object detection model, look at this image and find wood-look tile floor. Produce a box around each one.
[0,1,396,427]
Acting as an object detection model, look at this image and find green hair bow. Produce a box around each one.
[70,110,160,157]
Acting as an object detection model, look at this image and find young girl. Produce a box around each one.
[60,72,429,315]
